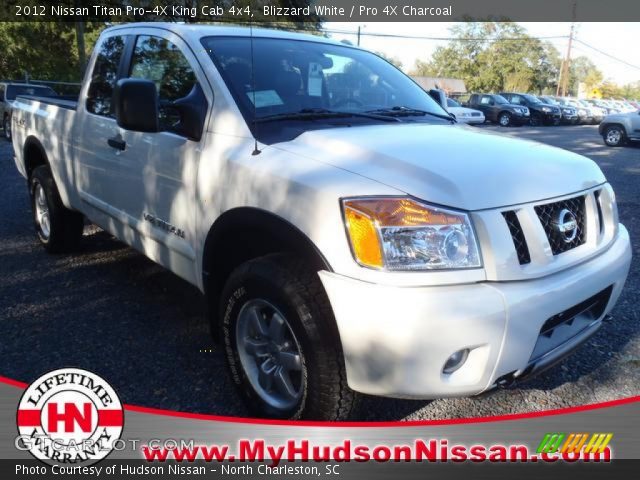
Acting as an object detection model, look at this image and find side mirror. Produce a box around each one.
[114,78,159,132]
[428,88,447,110]
[171,83,208,141]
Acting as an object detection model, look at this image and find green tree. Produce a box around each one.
[375,51,403,70]
[567,56,602,96]
[411,22,561,94]
[0,22,103,81]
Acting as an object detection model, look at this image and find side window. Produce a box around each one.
[129,35,198,134]
[510,96,522,105]
[0,85,5,102]
[480,96,491,105]
[86,36,126,117]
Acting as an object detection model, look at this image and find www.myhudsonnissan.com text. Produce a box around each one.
[13,438,613,476]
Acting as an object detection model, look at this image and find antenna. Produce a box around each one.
[249,8,261,156]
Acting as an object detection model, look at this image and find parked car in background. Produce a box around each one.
[599,110,640,146]
[600,99,622,114]
[614,100,637,113]
[539,96,578,124]
[466,93,529,126]
[446,97,485,124]
[584,99,616,115]
[0,82,57,141]
[556,98,597,125]
[499,92,562,126]
[577,99,605,124]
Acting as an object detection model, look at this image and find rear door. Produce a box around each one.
[478,95,495,119]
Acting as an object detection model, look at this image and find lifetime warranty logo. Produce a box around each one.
[537,432,613,454]
[16,368,124,465]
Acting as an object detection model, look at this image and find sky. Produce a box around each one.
[323,22,640,85]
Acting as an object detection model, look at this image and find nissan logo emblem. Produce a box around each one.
[554,208,578,243]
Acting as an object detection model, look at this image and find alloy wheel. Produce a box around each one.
[235,299,304,411]
[606,129,622,145]
[34,183,51,239]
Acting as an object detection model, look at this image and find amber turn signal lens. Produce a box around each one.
[345,198,462,227]
[344,206,383,269]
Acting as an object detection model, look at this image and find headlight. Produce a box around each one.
[541,106,551,112]
[342,197,481,271]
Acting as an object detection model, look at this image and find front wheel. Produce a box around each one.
[219,254,357,420]
[2,115,10,141]
[498,112,512,127]
[603,125,626,147]
[529,113,542,127]
[30,165,84,252]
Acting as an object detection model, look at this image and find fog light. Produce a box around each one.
[443,349,469,374]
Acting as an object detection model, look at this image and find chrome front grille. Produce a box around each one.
[503,194,591,265]
[534,195,587,255]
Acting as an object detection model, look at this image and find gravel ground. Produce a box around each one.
[0,124,638,421]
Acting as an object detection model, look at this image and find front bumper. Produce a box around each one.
[319,225,631,398]
[457,115,485,124]
[542,111,563,123]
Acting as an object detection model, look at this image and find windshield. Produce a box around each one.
[543,97,559,105]
[446,98,461,108]
[202,36,449,140]
[493,95,509,104]
[6,85,56,100]
[523,94,542,104]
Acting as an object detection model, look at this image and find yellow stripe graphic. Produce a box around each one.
[584,433,613,454]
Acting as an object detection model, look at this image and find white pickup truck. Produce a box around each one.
[12,23,631,420]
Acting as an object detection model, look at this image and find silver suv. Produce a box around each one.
[599,110,640,146]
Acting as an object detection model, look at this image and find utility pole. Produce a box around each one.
[557,1,577,97]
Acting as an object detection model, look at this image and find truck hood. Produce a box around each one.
[276,123,605,210]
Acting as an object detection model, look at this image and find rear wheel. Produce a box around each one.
[498,112,512,127]
[603,125,626,147]
[30,165,84,252]
[220,254,357,420]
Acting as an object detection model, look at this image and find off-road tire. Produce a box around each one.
[220,254,357,420]
[30,165,84,252]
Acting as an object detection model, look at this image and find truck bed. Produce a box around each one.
[16,95,78,110]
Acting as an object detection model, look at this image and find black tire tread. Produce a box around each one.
[30,165,84,253]
[221,253,357,420]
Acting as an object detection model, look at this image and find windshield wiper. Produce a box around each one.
[254,108,400,123]
[366,106,455,122]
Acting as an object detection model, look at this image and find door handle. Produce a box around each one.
[107,136,126,151]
